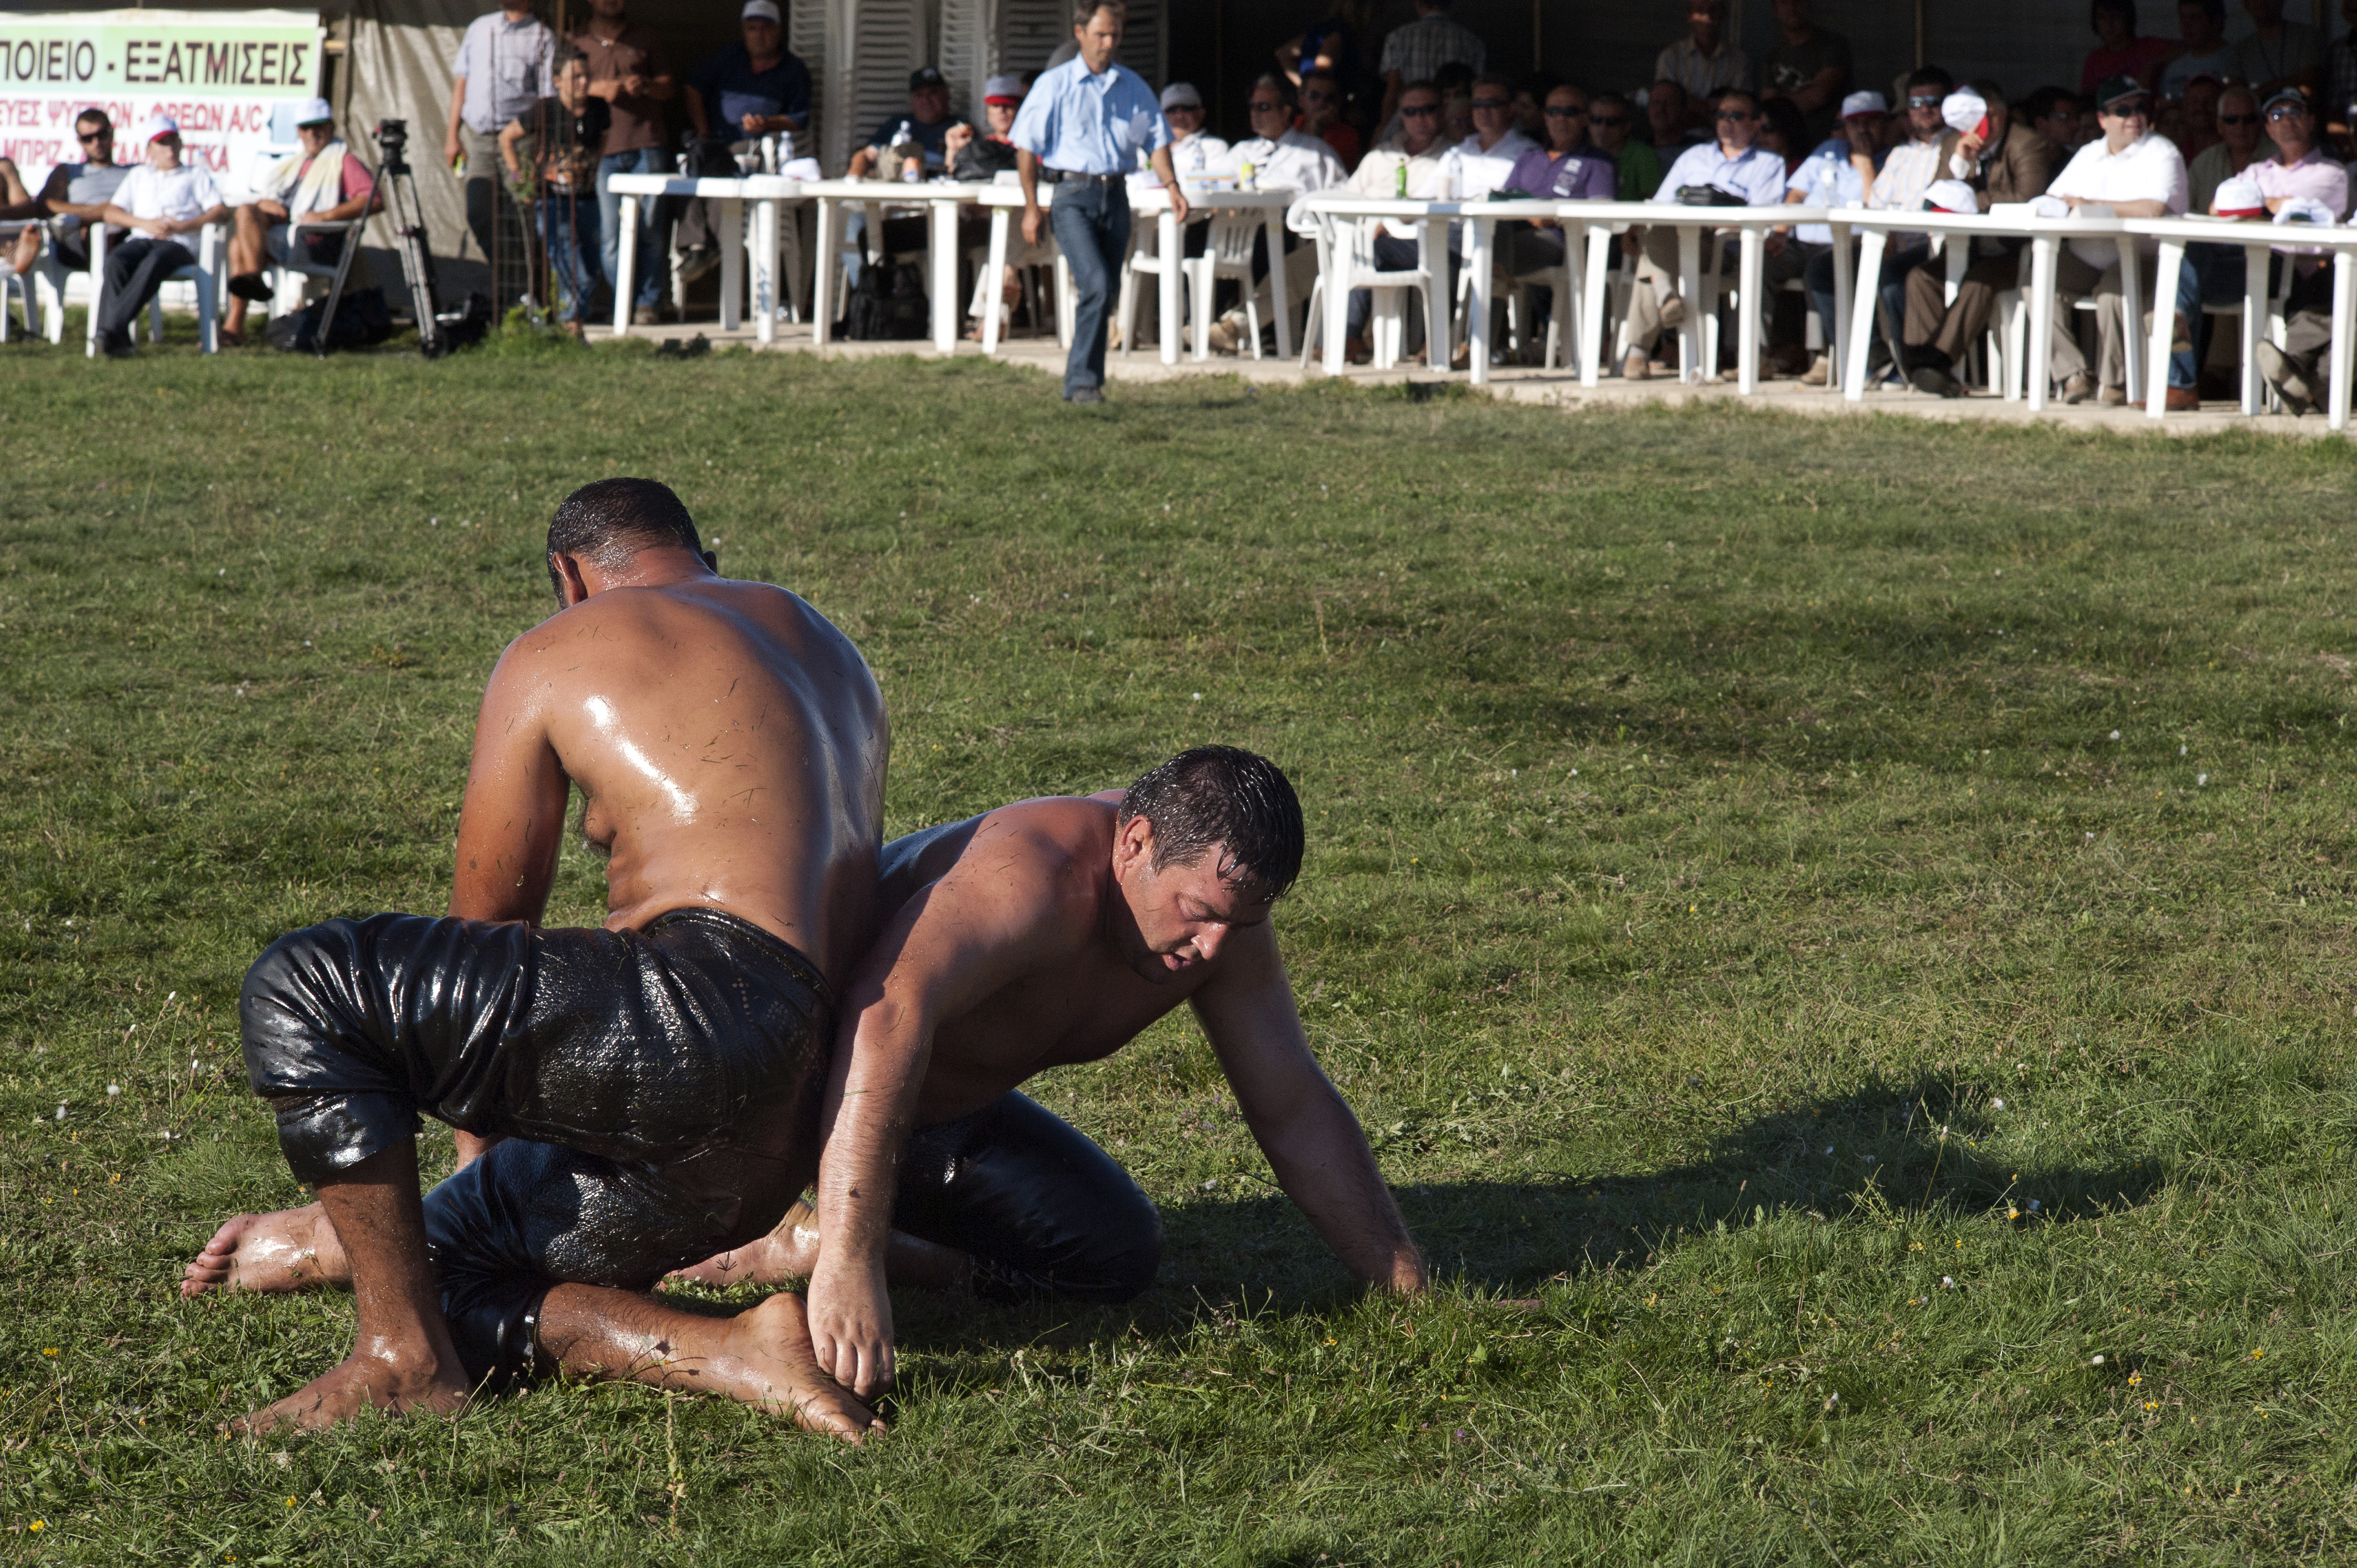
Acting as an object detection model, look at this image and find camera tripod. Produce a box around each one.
[312,118,487,358]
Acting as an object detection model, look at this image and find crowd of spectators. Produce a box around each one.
[12,0,2357,406]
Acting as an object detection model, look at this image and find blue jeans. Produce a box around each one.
[538,190,605,324]
[2170,241,2250,388]
[1805,239,1930,371]
[597,147,668,310]
[1048,177,1129,396]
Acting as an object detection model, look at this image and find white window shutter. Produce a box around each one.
[790,0,828,159]
[1113,0,1162,86]
[811,0,926,172]
[940,0,984,121]
[992,0,1067,75]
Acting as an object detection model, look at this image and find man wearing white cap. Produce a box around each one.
[1900,80,2057,397]
[222,101,382,345]
[91,117,229,359]
[1158,81,1230,172]
[2214,89,2349,411]
[676,1,810,280]
[1784,90,1884,383]
[444,0,555,291]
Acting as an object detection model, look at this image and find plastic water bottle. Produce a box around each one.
[780,128,794,166]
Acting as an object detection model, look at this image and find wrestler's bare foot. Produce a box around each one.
[229,1345,471,1434]
[665,1224,814,1288]
[182,1204,349,1296]
[681,1292,880,1441]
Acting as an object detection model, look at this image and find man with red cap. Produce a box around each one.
[91,116,229,358]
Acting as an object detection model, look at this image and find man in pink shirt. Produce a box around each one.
[2244,88,2350,411]
[223,101,383,344]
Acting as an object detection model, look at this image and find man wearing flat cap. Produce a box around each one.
[850,65,966,179]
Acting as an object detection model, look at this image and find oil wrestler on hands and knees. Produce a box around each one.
[190,477,889,1438]
[696,746,1428,1399]
[194,749,1426,1407]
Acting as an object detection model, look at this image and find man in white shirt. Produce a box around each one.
[1160,81,1229,175]
[1203,74,1344,354]
[1801,65,1950,384]
[443,1,556,278]
[1785,91,1885,383]
[1331,79,1454,360]
[2045,74,2189,403]
[1620,85,1786,379]
[92,116,228,359]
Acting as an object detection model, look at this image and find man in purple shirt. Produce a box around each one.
[1496,82,1613,336]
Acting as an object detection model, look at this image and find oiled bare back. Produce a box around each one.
[496,579,887,981]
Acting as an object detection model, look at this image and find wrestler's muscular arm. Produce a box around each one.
[805,823,1094,1398]
[1192,927,1427,1294]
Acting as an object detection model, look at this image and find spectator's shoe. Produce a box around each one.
[632,305,661,326]
[676,246,720,285]
[2255,341,2315,414]
[1910,363,1963,399]
[217,328,246,349]
[2061,374,2096,404]
[1064,385,1105,405]
[227,271,274,303]
[2098,384,2129,406]
[1767,342,1810,378]
[2163,385,2200,411]
[2197,368,2238,401]
[1799,354,1829,386]
[2171,312,2193,353]
[1621,349,1650,381]
[100,330,135,359]
[1206,319,1241,354]
[1345,335,1372,365]
[1658,295,1687,331]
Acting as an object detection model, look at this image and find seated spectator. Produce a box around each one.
[1764,0,1853,144]
[1376,0,1485,131]
[90,117,228,359]
[1620,85,1785,380]
[2160,0,2237,98]
[221,100,381,346]
[1647,81,1706,152]
[2171,73,2225,161]
[1451,71,1540,197]
[2232,0,2323,100]
[1299,68,1363,168]
[1495,81,1613,334]
[1902,81,2061,396]
[1511,70,1562,141]
[1160,82,1231,173]
[1587,92,1663,200]
[2183,87,2348,409]
[2022,86,2085,152]
[1336,79,1457,361]
[1757,96,1810,167]
[2081,0,2175,95]
[946,75,1024,179]
[1784,90,1887,383]
[2188,81,2276,210]
[848,65,965,179]
[2328,0,2357,146]
[501,50,610,336]
[1799,66,1953,390]
[2043,75,2189,404]
[1658,0,1752,132]
[1204,74,1345,354]
[1442,84,1475,144]
[677,0,810,281]
[0,109,126,287]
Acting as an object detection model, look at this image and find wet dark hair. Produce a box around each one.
[546,477,703,599]
[1119,745,1304,898]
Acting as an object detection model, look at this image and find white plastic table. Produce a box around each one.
[2124,213,2357,429]
[1136,184,1295,363]
[807,177,1004,353]
[1833,207,2140,412]
[1293,194,1453,376]
[606,173,802,342]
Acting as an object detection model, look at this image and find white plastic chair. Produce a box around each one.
[267,218,364,319]
[1298,214,1440,370]
[1184,208,1269,360]
[1114,213,1182,357]
[84,220,227,355]
[0,222,37,342]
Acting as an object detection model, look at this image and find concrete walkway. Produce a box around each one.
[588,316,2350,439]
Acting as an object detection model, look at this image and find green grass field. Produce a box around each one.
[5,340,2357,1563]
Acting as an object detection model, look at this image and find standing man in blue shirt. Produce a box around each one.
[1012,0,1189,404]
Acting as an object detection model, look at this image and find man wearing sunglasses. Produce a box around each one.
[2211,89,2348,411]
[2171,82,2273,396]
[1584,92,1661,202]
[0,110,128,288]
[1335,79,1454,361]
[1902,79,2059,396]
[1201,73,1341,355]
[1622,86,1784,380]
[1793,66,1951,390]
[2042,74,2189,403]
[1297,68,1362,170]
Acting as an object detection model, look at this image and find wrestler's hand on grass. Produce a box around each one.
[806,1255,895,1399]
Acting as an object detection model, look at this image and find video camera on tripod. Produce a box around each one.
[351,117,488,357]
